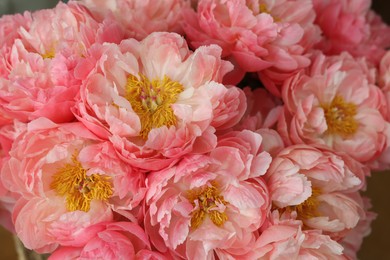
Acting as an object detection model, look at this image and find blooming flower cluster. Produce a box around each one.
[0,0,389,259]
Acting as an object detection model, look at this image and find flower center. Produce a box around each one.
[51,154,113,212]
[125,74,184,139]
[322,95,358,137]
[288,188,321,219]
[259,3,270,14]
[41,50,55,59]
[187,183,228,229]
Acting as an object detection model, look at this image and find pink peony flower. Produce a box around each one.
[245,211,346,259]
[313,0,390,65]
[279,52,387,163]
[1,118,146,252]
[49,222,161,260]
[182,0,321,90]
[0,1,124,125]
[0,41,80,124]
[80,0,191,40]
[18,1,123,58]
[13,195,113,253]
[145,130,271,259]
[74,32,243,171]
[265,144,368,238]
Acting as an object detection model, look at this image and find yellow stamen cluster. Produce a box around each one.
[51,155,113,212]
[259,3,270,14]
[288,188,321,219]
[41,50,55,59]
[322,95,358,137]
[125,74,184,139]
[187,183,228,229]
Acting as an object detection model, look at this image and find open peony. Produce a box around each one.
[1,118,146,252]
[74,31,244,170]
[145,130,271,259]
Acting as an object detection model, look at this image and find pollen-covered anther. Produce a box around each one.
[187,183,228,229]
[51,154,113,212]
[288,188,321,220]
[322,95,358,137]
[126,74,184,139]
[41,50,55,59]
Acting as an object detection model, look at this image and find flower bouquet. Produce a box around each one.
[1,0,390,259]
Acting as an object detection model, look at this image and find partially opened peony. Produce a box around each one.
[265,144,368,238]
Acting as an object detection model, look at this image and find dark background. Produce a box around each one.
[0,0,389,259]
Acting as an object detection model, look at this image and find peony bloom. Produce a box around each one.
[74,32,244,171]
[279,52,387,163]
[245,211,346,259]
[145,130,271,259]
[13,195,113,253]
[18,1,123,58]
[81,0,191,40]
[0,41,80,124]
[49,222,162,260]
[0,1,123,125]
[313,0,390,65]
[265,144,368,238]
[1,118,146,252]
[182,0,321,92]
